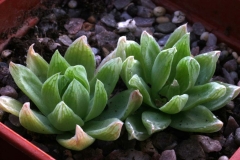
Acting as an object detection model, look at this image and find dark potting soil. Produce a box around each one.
[0,0,240,159]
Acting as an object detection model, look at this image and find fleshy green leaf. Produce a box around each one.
[97,36,126,72]
[125,115,150,141]
[47,101,84,131]
[62,79,89,118]
[26,44,49,82]
[121,56,143,89]
[142,111,171,135]
[167,33,191,84]
[204,82,240,111]
[158,80,180,100]
[183,82,226,111]
[47,50,70,78]
[42,73,61,113]
[163,24,188,49]
[140,31,161,83]
[96,89,143,121]
[195,51,220,85]
[175,56,200,93]
[58,75,70,97]
[64,65,90,92]
[151,47,176,98]
[84,80,107,121]
[129,74,156,108]
[19,102,61,134]
[0,96,22,117]
[125,40,141,61]
[90,58,122,97]
[160,94,188,114]
[83,118,123,141]
[170,105,223,133]
[56,125,95,151]
[64,36,95,80]
[9,62,48,115]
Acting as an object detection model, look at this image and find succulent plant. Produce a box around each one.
[0,36,143,150]
[104,24,240,141]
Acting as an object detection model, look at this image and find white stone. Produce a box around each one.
[153,6,166,17]
[68,0,78,8]
[200,32,209,41]
[172,11,185,23]
[232,51,239,59]
[117,19,136,33]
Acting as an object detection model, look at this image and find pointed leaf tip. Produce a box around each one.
[57,125,95,151]
[19,102,61,134]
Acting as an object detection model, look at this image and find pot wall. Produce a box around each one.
[0,0,40,34]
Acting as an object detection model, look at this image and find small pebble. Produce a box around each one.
[64,18,85,34]
[120,11,132,21]
[101,13,117,28]
[87,15,97,24]
[218,155,229,160]
[219,50,229,62]
[96,31,119,51]
[232,51,239,59]
[58,35,73,46]
[223,59,238,72]
[222,68,235,85]
[194,135,222,153]
[140,0,156,9]
[153,6,166,17]
[0,85,18,98]
[224,116,239,136]
[1,50,12,59]
[206,33,217,46]
[134,17,155,27]
[200,45,217,54]
[234,128,240,145]
[156,16,170,24]
[160,150,176,160]
[225,101,235,110]
[200,32,209,41]
[137,6,152,18]
[191,46,200,56]
[8,114,21,127]
[224,133,238,156]
[158,34,171,47]
[172,11,185,23]
[113,0,132,10]
[155,22,177,34]
[95,55,101,67]
[192,22,205,35]
[68,0,77,9]
[230,71,238,82]
[82,22,94,31]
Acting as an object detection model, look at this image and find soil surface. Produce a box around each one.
[0,0,240,160]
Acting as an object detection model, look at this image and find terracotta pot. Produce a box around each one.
[0,0,239,159]
[0,122,55,160]
[0,1,54,159]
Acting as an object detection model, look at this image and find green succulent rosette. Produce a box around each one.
[104,24,240,141]
[0,36,143,150]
